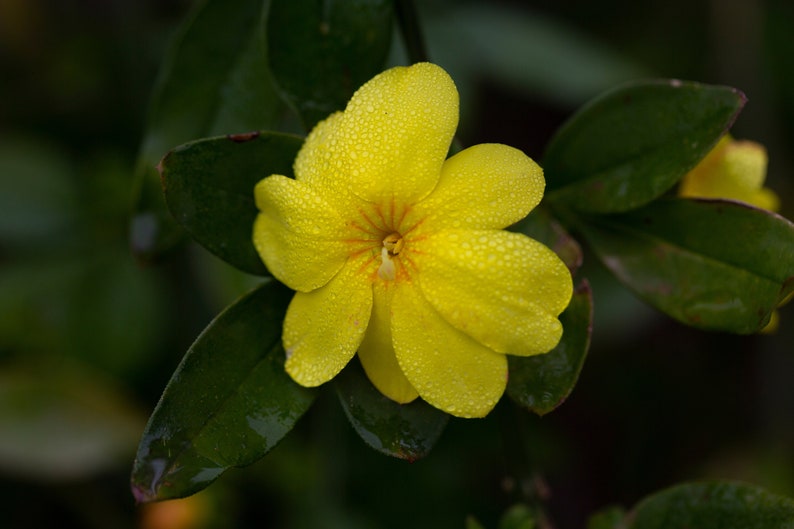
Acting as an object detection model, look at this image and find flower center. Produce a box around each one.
[378,232,404,281]
[382,232,404,256]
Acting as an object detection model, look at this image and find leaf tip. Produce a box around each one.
[131,480,158,505]
[735,86,749,106]
[155,153,169,182]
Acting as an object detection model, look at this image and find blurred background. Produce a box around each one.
[1,0,793,528]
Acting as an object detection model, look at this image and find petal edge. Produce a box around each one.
[253,175,350,292]
[284,257,373,387]
[392,282,507,418]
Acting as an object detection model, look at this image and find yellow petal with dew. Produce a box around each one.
[412,229,572,356]
[325,62,459,204]
[391,282,507,418]
[283,255,373,387]
[293,111,364,213]
[294,111,343,185]
[357,281,419,404]
[411,144,544,231]
[253,175,350,292]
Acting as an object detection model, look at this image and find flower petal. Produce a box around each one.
[357,282,419,404]
[253,175,350,292]
[303,62,458,204]
[391,282,507,418]
[292,111,363,214]
[748,188,780,212]
[412,230,572,356]
[283,256,373,387]
[679,136,780,212]
[294,111,343,184]
[412,144,545,230]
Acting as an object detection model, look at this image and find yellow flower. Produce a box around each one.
[680,134,785,333]
[252,63,573,418]
[679,135,779,212]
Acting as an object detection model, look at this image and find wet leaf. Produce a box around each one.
[130,281,315,502]
[267,0,393,130]
[507,281,592,415]
[131,0,283,261]
[160,132,303,275]
[576,198,794,333]
[334,360,448,461]
[627,481,794,529]
[544,80,746,213]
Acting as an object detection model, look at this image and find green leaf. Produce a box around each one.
[130,281,316,502]
[511,207,583,273]
[507,281,592,415]
[267,0,393,130]
[131,0,284,261]
[334,359,448,461]
[576,198,794,333]
[628,481,794,529]
[544,80,746,213]
[160,132,303,275]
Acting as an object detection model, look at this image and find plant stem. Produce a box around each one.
[395,0,428,63]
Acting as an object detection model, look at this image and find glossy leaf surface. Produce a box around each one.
[628,481,794,528]
[160,132,303,275]
[544,80,745,213]
[131,0,283,261]
[578,198,794,333]
[130,281,315,502]
[507,281,592,415]
[334,360,448,461]
[267,0,393,130]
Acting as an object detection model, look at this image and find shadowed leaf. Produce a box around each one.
[160,132,303,275]
[131,0,283,261]
[577,198,794,333]
[335,360,448,461]
[629,481,794,529]
[267,0,393,130]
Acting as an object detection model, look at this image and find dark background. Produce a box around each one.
[1,1,792,528]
